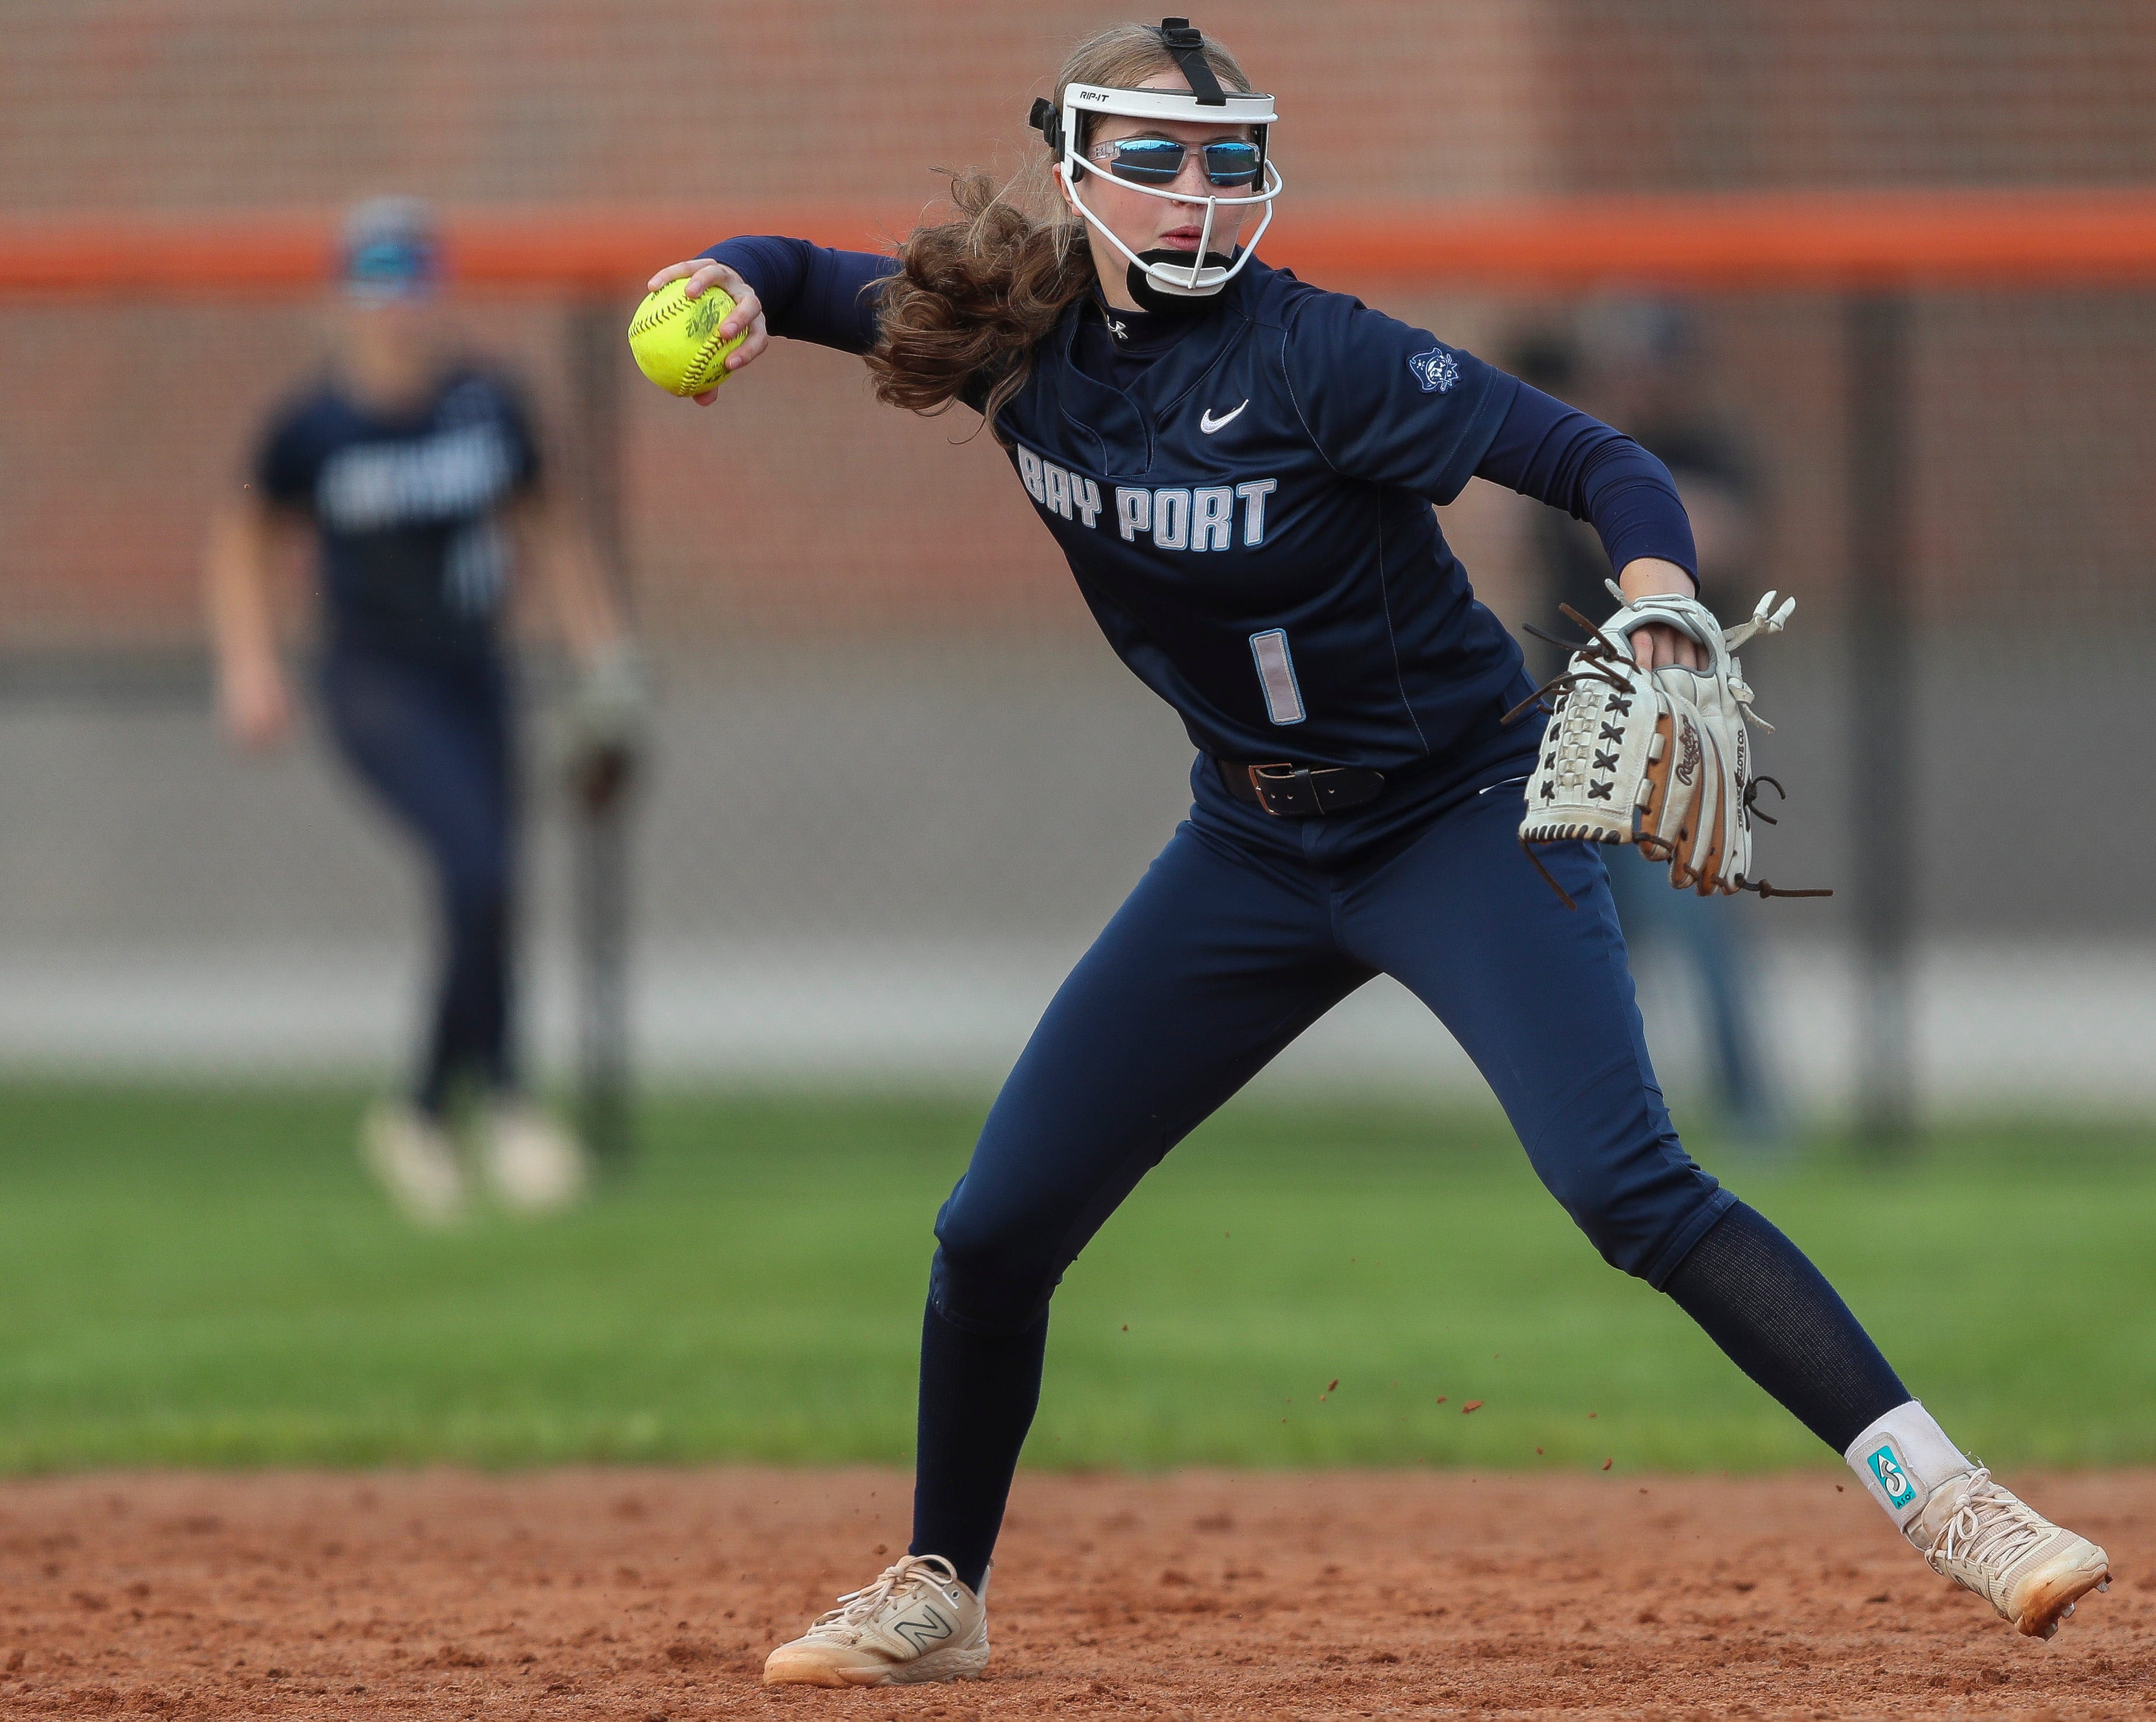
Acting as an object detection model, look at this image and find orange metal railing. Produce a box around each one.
[6,187,2156,299]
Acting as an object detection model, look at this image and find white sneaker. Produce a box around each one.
[480,1102,589,1214]
[1910,1467,2112,1639]
[763,1554,989,1688]
[359,1102,466,1226]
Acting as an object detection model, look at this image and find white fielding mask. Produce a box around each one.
[1043,80,1282,298]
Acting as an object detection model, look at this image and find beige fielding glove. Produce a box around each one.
[558,641,652,809]
[1512,583,1829,907]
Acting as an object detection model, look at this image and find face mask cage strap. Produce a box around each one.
[1027,97,1066,157]
[1156,16,1229,106]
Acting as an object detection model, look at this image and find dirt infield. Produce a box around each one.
[0,1467,2147,1720]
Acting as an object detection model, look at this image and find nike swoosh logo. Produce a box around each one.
[1199,401,1249,434]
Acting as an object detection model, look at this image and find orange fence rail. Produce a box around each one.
[6,188,2156,299]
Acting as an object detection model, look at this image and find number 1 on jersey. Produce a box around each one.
[1248,629,1306,726]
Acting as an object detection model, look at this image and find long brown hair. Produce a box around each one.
[866,20,1256,428]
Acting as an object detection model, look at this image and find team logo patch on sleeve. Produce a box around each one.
[1408,346,1461,394]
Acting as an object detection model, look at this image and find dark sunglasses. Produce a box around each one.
[1086,136,1264,188]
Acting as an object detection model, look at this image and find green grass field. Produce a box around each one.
[0,1081,2149,1476]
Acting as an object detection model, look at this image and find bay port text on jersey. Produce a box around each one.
[317,422,519,532]
[1016,445,1277,551]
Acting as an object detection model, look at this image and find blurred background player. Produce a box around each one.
[202,197,644,1222]
[1512,299,1786,1150]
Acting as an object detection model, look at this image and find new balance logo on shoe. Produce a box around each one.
[891,1607,954,1652]
[764,1552,989,1688]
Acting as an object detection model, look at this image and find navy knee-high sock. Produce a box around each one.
[420,886,512,1113]
[1663,1200,1908,1453]
[909,1300,1048,1594]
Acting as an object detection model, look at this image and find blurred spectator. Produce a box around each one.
[1508,300,1787,1150]
[202,198,645,1221]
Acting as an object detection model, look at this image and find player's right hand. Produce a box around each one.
[646,259,769,403]
[222,662,294,751]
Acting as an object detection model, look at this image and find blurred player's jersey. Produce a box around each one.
[255,370,540,660]
[992,260,1527,772]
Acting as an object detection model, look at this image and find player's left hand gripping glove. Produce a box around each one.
[1512,582,1829,907]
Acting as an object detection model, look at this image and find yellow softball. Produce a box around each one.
[626,278,747,397]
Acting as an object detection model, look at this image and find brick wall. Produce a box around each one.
[3,1,2153,646]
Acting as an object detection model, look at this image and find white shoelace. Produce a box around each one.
[804,1554,958,1644]
[1924,1469,2052,1579]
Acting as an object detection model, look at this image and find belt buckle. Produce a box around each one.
[1248,762,1313,817]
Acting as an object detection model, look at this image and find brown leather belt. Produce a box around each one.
[1215,757,1388,817]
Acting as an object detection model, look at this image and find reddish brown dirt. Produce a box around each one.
[0,1466,2149,1720]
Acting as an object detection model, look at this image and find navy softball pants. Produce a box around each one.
[319,643,518,1114]
[909,751,1906,1589]
[932,756,1730,1334]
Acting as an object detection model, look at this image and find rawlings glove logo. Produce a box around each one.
[1674,718,1701,786]
[1407,347,1460,393]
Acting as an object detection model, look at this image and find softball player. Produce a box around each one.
[206,199,641,1224]
[650,19,2108,1684]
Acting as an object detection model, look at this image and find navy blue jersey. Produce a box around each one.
[708,238,1695,774]
[255,369,541,660]
[992,261,1528,769]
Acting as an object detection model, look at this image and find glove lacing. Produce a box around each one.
[1501,604,1642,727]
[801,1554,959,1645]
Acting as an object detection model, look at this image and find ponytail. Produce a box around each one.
[866,169,1094,429]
